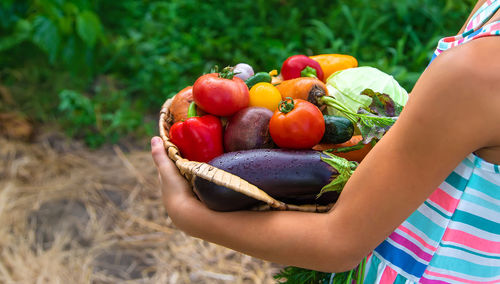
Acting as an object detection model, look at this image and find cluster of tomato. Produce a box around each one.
[168,54,358,163]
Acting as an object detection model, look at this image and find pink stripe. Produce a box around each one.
[379,265,397,284]
[442,228,500,254]
[424,270,500,284]
[420,277,451,284]
[466,21,474,30]
[473,17,480,29]
[428,188,460,214]
[398,225,437,251]
[389,231,433,262]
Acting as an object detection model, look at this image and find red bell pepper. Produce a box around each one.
[169,103,224,162]
[281,54,324,81]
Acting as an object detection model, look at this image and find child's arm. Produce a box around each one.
[152,37,500,273]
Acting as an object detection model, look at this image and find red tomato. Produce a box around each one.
[281,55,324,81]
[193,73,249,117]
[269,98,325,149]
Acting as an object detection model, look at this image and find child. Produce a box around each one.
[151,0,500,282]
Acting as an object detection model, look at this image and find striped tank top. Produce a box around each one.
[363,1,500,283]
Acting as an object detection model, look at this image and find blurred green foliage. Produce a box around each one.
[0,0,475,146]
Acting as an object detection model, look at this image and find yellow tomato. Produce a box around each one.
[248,82,282,111]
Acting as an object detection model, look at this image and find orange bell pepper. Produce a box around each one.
[309,54,358,82]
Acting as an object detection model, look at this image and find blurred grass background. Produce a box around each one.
[0,0,475,147]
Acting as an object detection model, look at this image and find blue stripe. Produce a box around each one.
[463,28,474,36]
[461,192,500,212]
[468,1,489,25]
[394,274,408,284]
[406,210,445,243]
[466,28,483,39]
[474,155,483,168]
[430,255,500,278]
[469,173,500,199]
[445,171,469,191]
[424,201,451,218]
[364,254,381,284]
[437,41,449,52]
[463,156,475,168]
[494,164,500,173]
[453,209,500,234]
[440,243,500,260]
[375,240,428,278]
[428,53,438,66]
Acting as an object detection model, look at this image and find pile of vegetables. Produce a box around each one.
[167,53,408,283]
[168,53,407,212]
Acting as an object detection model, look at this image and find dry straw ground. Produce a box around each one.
[0,129,281,283]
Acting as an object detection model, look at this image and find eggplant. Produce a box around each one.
[278,191,340,206]
[193,149,339,211]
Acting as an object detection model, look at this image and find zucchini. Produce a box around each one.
[321,115,354,144]
[193,149,340,211]
[245,72,272,89]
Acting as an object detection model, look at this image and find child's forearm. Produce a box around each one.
[167,199,363,273]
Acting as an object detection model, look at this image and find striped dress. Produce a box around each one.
[363,1,500,283]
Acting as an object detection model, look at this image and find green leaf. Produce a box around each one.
[76,10,102,47]
[58,16,73,35]
[356,111,396,143]
[58,89,95,119]
[0,19,31,51]
[322,95,397,144]
[273,266,329,284]
[63,2,79,16]
[32,15,60,63]
[16,18,32,33]
[326,142,365,153]
[361,88,403,117]
[319,152,358,195]
[326,67,409,110]
[274,258,368,284]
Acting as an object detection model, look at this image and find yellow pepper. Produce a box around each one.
[309,54,358,82]
[248,82,282,112]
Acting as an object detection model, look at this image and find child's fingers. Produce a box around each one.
[151,136,191,189]
[151,136,196,211]
[151,136,177,177]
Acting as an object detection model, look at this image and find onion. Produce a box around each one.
[233,63,254,81]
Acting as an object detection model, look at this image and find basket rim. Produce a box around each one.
[159,98,183,163]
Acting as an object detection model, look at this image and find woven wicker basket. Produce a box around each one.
[159,98,333,212]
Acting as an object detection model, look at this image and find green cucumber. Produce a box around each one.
[245,72,272,89]
[321,115,354,144]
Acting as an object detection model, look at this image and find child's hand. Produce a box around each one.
[150,136,199,215]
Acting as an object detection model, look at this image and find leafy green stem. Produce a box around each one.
[218,66,237,79]
[187,102,198,118]
[320,96,358,124]
[319,152,358,196]
[279,97,296,113]
[321,96,395,127]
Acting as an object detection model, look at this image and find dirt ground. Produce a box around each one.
[0,127,282,283]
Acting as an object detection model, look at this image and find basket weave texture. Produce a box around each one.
[159,98,333,212]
